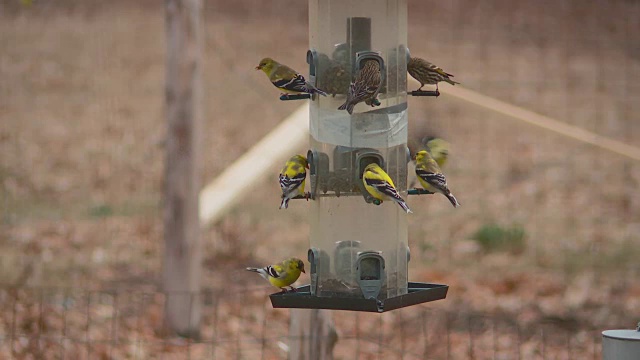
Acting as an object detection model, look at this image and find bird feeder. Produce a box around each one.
[271,0,447,312]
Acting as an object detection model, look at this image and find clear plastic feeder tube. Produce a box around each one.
[308,0,409,300]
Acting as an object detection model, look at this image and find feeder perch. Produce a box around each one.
[280,94,312,101]
[410,90,440,97]
[408,188,434,196]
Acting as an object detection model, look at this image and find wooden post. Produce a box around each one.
[288,309,338,360]
[163,0,203,338]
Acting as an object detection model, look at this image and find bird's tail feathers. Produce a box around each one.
[303,80,328,97]
[398,201,412,214]
[347,105,354,114]
[446,193,460,208]
[342,103,355,114]
[338,102,348,111]
[246,267,269,280]
[446,79,460,85]
[279,197,289,209]
[310,86,328,96]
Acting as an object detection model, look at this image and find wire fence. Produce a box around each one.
[0,285,604,360]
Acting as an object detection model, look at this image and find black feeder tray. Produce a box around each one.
[410,90,440,97]
[280,94,311,101]
[270,282,448,313]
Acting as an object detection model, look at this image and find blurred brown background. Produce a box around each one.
[1,0,639,358]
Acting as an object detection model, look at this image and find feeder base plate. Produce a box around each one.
[270,282,448,312]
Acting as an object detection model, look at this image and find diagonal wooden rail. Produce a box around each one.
[199,104,309,227]
[199,82,640,226]
[438,83,640,162]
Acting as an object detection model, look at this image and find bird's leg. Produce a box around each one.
[279,288,288,293]
[304,192,311,201]
[288,286,297,292]
[417,85,423,92]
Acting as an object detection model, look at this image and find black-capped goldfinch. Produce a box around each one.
[415,150,459,208]
[256,57,327,96]
[246,257,306,292]
[279,154,308,209]
[362,163,412,213]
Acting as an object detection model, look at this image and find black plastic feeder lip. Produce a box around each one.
[270,282,448,313]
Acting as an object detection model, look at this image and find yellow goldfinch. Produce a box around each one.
[279,154,308,209]
[425,137,450,169]
[407,57,459,92]
[338,59,382,114]
[256,58,327,96]
[246,257,306,292]
[415,150,459,208]
[362,163,412,213]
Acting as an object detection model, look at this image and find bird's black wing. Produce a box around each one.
[365,178,405,202]
[265,265,287,279]
[415,168,448,190]
[273,74,310,93]
[279,172,306,196]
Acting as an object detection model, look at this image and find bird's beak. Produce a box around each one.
[255,65,262,70]
[302,269,306,273]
